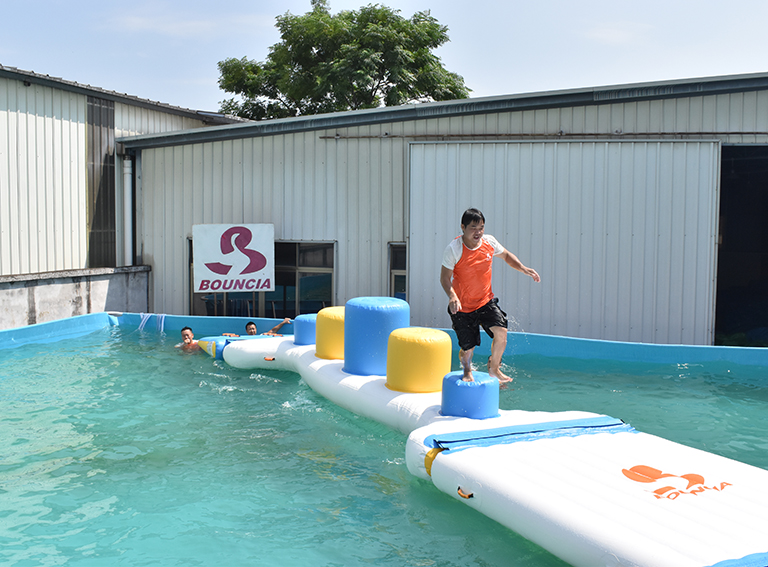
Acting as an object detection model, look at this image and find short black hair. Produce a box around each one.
[461,208,485,227]
[181,326,192,333]
[245,321,257,329]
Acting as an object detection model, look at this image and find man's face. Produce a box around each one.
[181,329,194,343]
[461,221,485,247]
[246,324,258,335]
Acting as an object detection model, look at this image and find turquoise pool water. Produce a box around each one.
[500,355,768,472]
[1,327,766,566]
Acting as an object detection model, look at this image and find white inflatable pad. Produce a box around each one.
[406,417,768,567]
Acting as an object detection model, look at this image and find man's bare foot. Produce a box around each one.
[493,371,513,384]
[462,370,474,382]
[488,357,513,383]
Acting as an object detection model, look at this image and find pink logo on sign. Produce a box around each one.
[205,226,267,275]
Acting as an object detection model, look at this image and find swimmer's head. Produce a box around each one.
[245,322,258,335]
[180,326,194,343]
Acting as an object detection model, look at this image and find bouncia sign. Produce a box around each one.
[193,224,275,293]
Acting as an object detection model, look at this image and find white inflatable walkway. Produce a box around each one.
[407,415,768,567]
[201,298,768,567]
[223,336,447,433]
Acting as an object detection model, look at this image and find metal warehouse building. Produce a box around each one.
[0,65,238,327]
[7,70,765,345]
[119,72,768,346]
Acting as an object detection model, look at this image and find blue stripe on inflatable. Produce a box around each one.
[706,552,768,567]
[424,416,635,452]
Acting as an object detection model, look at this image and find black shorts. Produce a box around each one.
[448,298,508,351]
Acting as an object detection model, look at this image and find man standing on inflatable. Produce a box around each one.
[440,208,540,383]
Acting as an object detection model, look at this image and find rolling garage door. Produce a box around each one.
[409,140,720,345]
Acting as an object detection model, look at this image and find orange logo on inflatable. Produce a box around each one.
[622,465,732,500]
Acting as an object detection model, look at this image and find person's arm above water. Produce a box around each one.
[266,318,291,335]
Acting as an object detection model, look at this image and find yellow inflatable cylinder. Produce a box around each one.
[386,327,452,393]
[315,306,345,360]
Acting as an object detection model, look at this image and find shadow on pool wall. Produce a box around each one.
[2,311,768,370]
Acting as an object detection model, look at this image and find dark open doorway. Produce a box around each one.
[715,145,768,346]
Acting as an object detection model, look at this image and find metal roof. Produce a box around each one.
[0,65,244,126]
[118,71,768,150]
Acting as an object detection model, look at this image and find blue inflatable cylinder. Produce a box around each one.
[293,314,318,346]
[215,339,227,360]
[441,371,500,419]
[343,297,410,376]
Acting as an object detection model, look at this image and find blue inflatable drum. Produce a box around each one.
[441,371,500,419]
[293,313,318,346]
[343,297,410,376]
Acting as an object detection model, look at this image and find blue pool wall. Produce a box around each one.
[0,312,293,351]
[1,312,767,368]
[463,328,768,366]
[0,312,119,348]
[506,332,768,366]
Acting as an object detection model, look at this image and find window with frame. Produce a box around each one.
[189,240,335,317]
[389,243,406,301]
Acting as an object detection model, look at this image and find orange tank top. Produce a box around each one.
[452,238,497,312]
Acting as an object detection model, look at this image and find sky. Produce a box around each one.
[2,0,768,113]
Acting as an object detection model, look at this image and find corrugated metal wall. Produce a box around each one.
[457,91,768,145]
[0,77,88,274]
[135,88,767,343]
[0,75,211,277]
[409,141,721,344]
[113,103,210,267]
[114,103,207,138]
[138,126,407,315]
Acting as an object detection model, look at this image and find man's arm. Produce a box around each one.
[267,317,291,334]
[499,249,541,282]
[440,266,462,314]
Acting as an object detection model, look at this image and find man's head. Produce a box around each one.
[180,326,194,343]
[460,208,486,248]
[461,208,485,227]
[245,322,258,335]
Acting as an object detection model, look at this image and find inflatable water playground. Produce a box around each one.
[199,297,768,567]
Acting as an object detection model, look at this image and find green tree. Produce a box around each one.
[218,0,469,120]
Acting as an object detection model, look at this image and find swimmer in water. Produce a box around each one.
[245,318,291,336]
[176,326,201,352]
